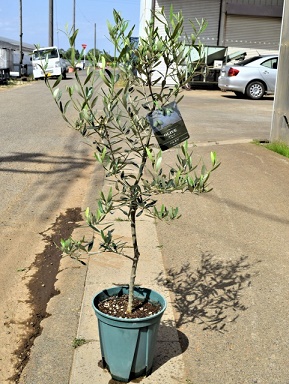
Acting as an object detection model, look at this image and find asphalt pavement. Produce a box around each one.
[20,87,289,384]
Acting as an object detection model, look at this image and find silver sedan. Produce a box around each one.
[218,55,278,100]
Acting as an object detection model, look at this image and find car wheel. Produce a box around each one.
[246,81,265,100]
[183,82,192,90]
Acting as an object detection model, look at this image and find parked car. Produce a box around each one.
[76,61,85,70]
[218,55,278,100]
[61,59,70,73]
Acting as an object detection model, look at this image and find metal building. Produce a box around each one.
[139,0,283,84]
[140,0,282,54]
[0,36,34,78]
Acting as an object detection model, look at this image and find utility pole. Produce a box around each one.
[19,0,23,76]
[73,0,76,48]
[49,0,54,46]
[270,0,289,143]
[73,0,76,33]
[94,23,96,58]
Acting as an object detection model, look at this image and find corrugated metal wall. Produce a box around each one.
[223,0,282,50]
[152,0,223,84]
[153,0,282,50]
[226,0,282,6]
[225,15,281,50]
[155,0,221,46]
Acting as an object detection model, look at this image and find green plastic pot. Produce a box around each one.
[92,286,167,382]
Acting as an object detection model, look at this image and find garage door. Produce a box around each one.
[225,15,281,51]
[156,0,221,45]
[153,0,222,85]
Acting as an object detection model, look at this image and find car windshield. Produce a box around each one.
[33,48,59,60]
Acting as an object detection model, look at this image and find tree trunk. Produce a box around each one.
[127,206,140,313]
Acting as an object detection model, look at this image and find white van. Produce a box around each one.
[32,46,67,79]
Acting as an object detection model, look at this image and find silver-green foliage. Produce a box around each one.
[47,7,220,313]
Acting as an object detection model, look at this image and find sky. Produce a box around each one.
[0,0,141,53]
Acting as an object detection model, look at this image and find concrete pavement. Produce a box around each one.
[156,142,289,384]
[68,139,289,384]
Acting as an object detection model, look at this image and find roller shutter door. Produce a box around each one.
[225,15,281,50]
[155,0,221,45]
[153,0,221,84]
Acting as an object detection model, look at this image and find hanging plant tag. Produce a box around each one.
[147,102,189,151]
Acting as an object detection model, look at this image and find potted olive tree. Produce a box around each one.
[45,8,219,382]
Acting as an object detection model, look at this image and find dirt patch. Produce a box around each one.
[0,79,33,91]
[9,207,83,383]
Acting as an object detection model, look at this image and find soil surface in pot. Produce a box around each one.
[97,294,162,319]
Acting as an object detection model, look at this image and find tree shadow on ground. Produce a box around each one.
[0,152,93,174]
[152,323,189,372]
[157,252,260,333]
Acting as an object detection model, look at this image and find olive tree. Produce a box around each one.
[46,7,219,314]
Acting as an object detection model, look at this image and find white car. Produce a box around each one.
[218,55,278,99]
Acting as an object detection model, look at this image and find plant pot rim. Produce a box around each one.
[92,286,167,323]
